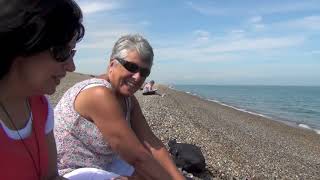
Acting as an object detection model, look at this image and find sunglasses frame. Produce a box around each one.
[50,46,76,62]
[115,58,151,77]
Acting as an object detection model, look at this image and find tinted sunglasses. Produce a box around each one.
[115,58,151,77]
[50,46,76,62]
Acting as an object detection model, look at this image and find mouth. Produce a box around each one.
[124,79,138,90]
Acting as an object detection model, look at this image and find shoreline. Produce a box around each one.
[138,84,320,179]
[50,72,320,179]
[169,86,320,135]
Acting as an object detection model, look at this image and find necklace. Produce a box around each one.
[0,99,41,179]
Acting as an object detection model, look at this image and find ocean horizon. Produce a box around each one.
[172,84,320,134]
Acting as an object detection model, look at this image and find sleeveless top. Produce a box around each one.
[54,78,132,175]
[0,96,49,180]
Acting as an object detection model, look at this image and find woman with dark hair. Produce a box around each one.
[0,0,84,179]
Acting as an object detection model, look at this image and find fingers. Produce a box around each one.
[111,176,129,180]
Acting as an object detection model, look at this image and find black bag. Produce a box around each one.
[168,139,206,173]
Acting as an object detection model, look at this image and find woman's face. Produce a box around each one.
[16,35,77,95]
[108,50,152,96]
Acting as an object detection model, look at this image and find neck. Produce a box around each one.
[98,73,109,80]
[0,75,29,103]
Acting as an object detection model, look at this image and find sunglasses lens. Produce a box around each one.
[140,69,150,77]
[124,62,139,73]
[117,58,150,77]
[50,47,74,62]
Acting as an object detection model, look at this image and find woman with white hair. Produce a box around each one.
[54,34,185,180]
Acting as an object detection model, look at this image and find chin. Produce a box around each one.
[120,85,137,96]
[46,89,56,95]
[119,89,135,97]
[122,91,134,97]
[43,85,57,95]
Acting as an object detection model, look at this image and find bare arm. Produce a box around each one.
[130,96,185,180]
[46,131,67,180]
[74,86,172,180]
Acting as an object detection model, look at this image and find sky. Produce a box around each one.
[74,0,320,86]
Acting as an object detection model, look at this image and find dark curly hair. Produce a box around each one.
[0,0,85,79]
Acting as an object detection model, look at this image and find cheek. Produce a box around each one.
[30,72,50,87]
[26,65,54,85]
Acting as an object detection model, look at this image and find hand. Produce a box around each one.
[111,176,129,180]
[49,175,69,180]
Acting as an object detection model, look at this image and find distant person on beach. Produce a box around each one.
[0,0,84,179]
[54,34,185,180]
[142,80,165,97]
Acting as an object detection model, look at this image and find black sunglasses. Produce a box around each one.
[115,58,151,77]
[50,46,76,62]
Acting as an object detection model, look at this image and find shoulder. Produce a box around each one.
[74,86,117,118]
[77,86,114,106]
[88,85,113,97]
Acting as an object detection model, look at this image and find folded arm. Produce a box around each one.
[46,131,68,180]
[74,86,172,180]
[131,96,185,180]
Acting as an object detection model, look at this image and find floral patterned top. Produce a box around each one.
[54,78,132,175]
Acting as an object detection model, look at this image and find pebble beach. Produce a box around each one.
[49,72,320,180]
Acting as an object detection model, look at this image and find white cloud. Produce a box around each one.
[78,38,115,49]
[231,29,245,34]
[139,21,151,26]
[228,30,246,39]
[310,50,320,54]
[79,32,123,49]
[259,1,320,14]
[247,16,265,31]
[187,1,320,16]
[78,1,120,14]
[153,35,304,62]
[186,1,231,16]
[79,31,129,49]
[249,16,262,23]
[155,47,236,62]
[91,30,131,39]
[78,25,139,49]
[253,24,265,30]
[193,30,210,42]
[204,36,305,53]
[277,16,320,30]
[194,30,210,37]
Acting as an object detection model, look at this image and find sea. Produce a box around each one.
[172,85,320,134]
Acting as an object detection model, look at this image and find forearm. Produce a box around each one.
[131,149,173,180]
[49,175,68,180]
[46,132,60,180]
[111,134,172,180]
[129,96,184,179]
[149,146,185,180]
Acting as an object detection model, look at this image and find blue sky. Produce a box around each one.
[74,0,320,86]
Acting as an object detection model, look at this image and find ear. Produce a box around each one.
[110,59,118,68]
[108,59,116,73]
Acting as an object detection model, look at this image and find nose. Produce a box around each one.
[64,58,76,72]
[132,71,145,81]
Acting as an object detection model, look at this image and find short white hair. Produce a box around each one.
[110,34,154,65]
